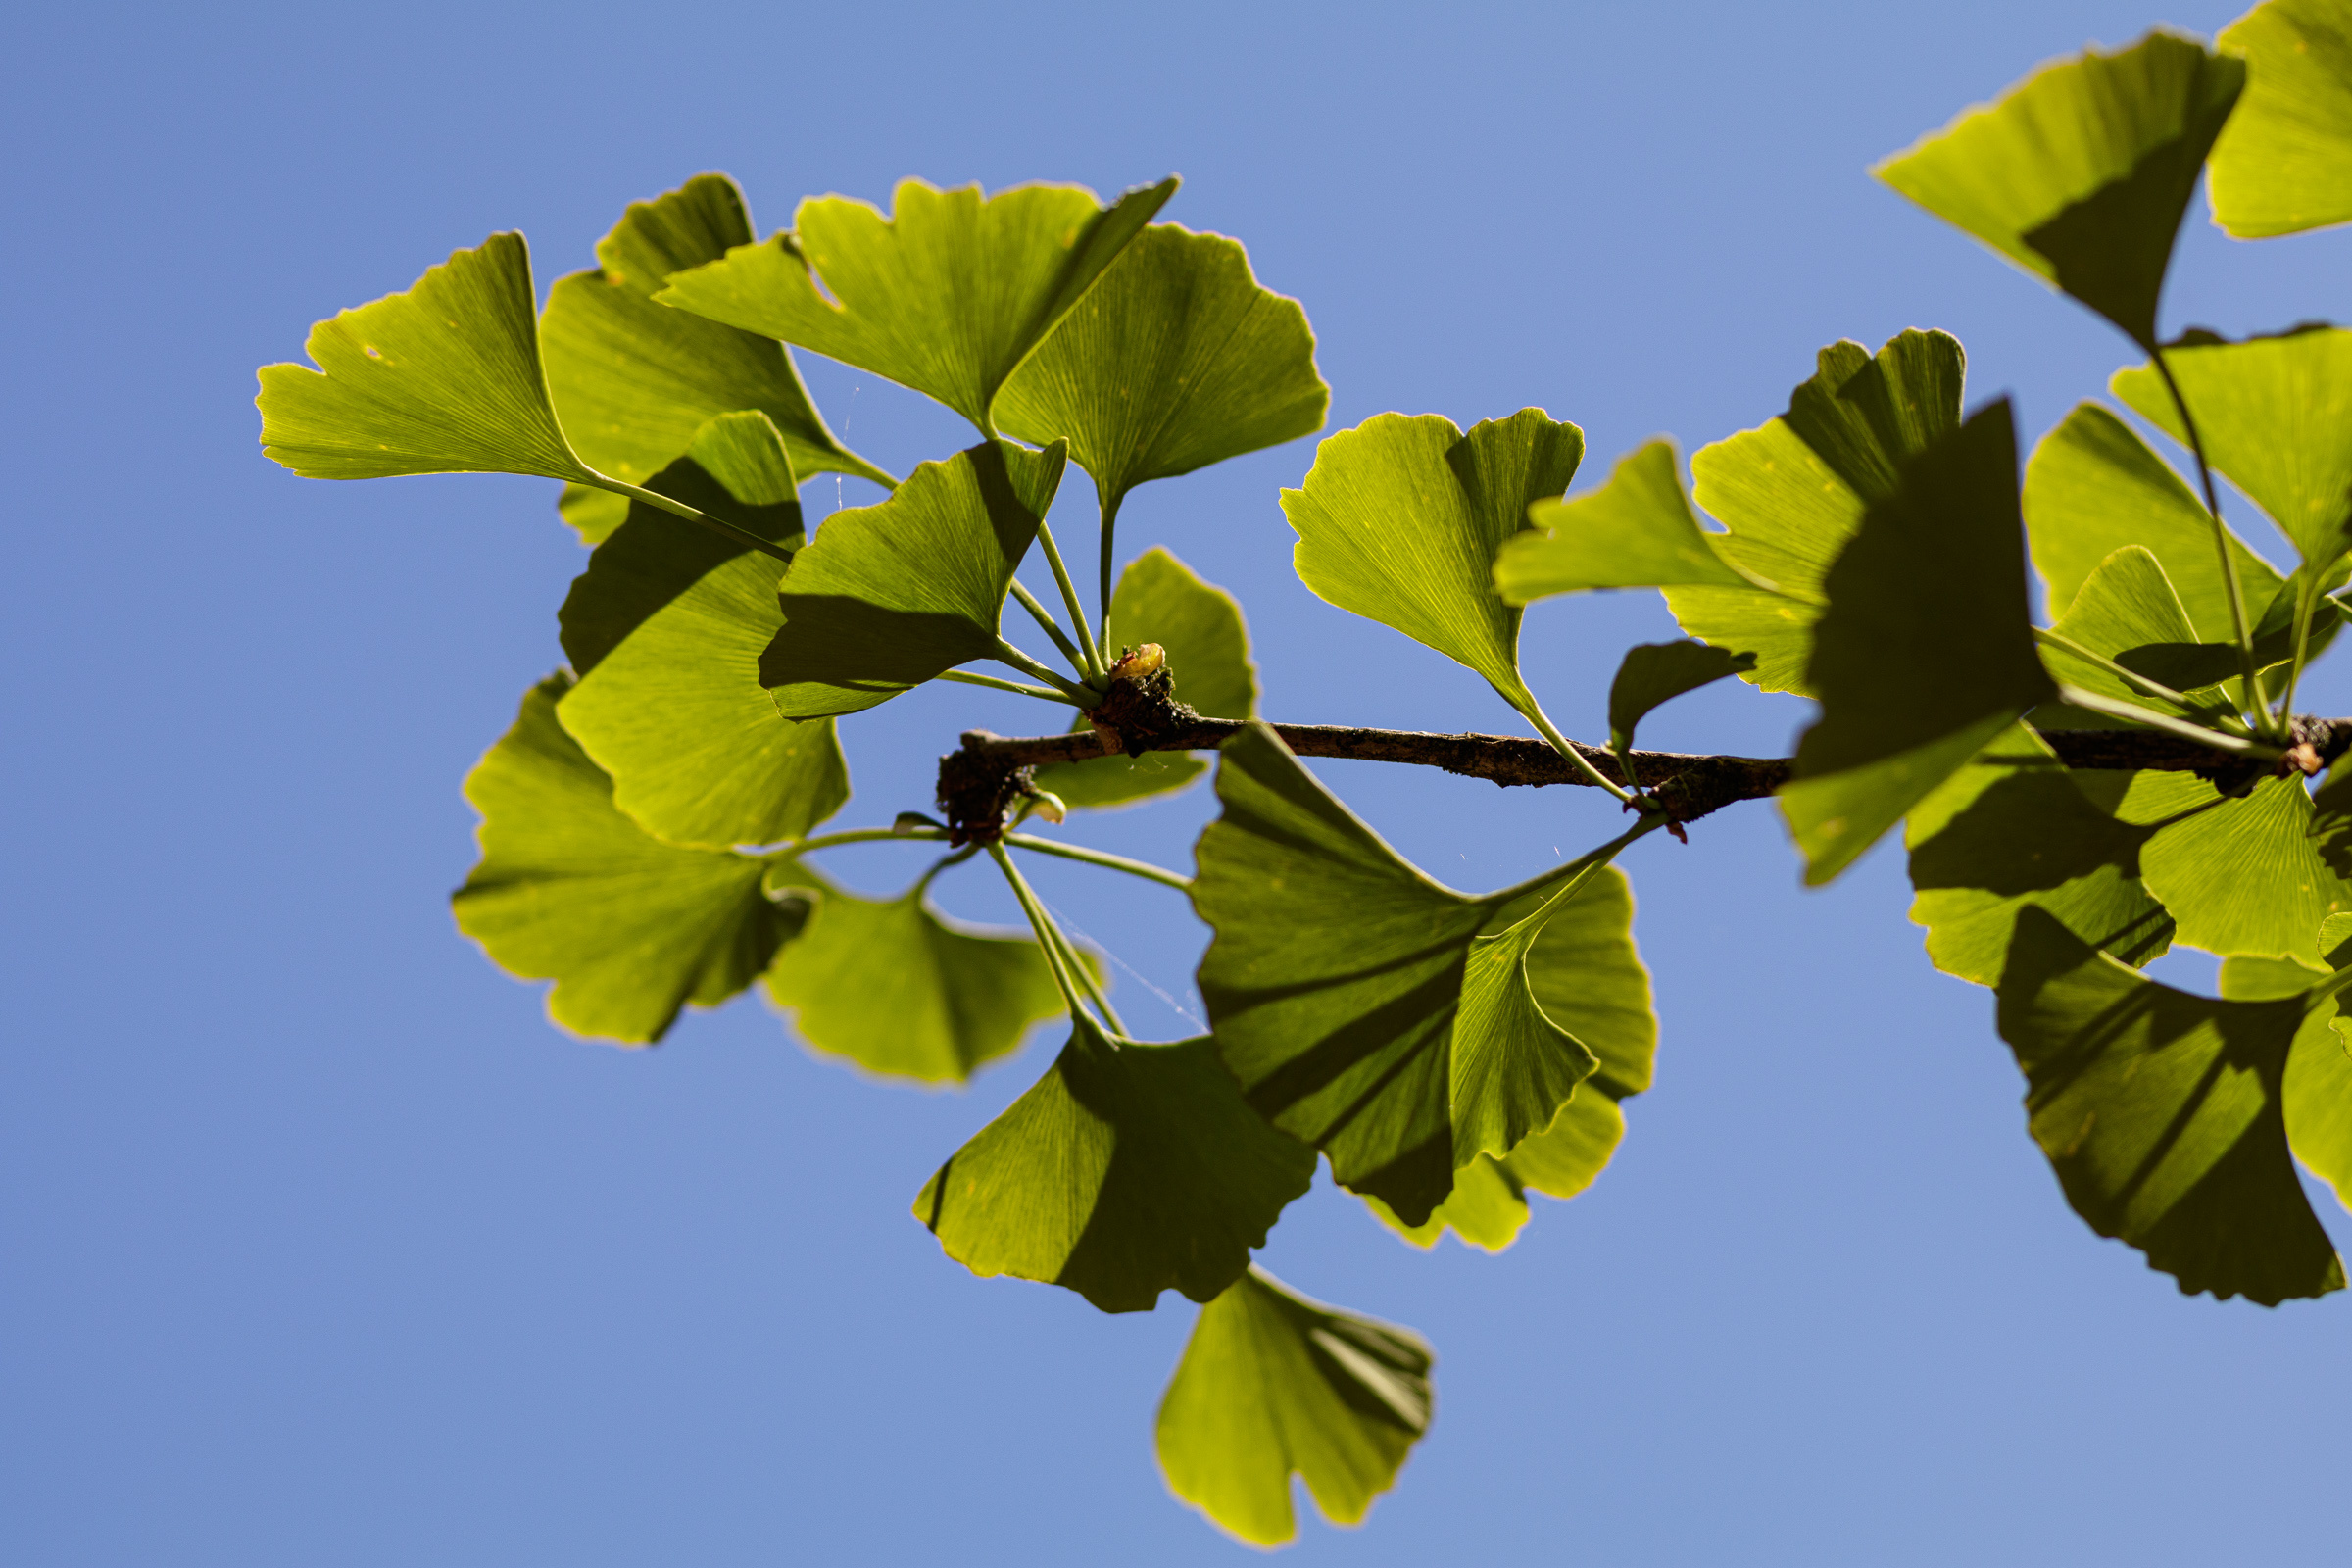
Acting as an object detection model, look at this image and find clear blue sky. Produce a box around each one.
[5,1,2349,1562]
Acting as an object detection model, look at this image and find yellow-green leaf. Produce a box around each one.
[2140,773,2352,961]
[913,1010,1315,1313]
[1663,330,1967,696]
[1194,724,1623,1225]
[1494,439,1757,603]
[260,232,596,484]
[1156,1268,1432,1546]
[1782,400,2055,885]
[760,439,1068,718]
[451,674,797,1045]
[1875,32,2245,348]
[1995,906,2343,1304]
[1285,409,1583,724]
[2112,324,2352,565]
[996,223,1327,510]
[658,177,1175,432]
[763,875,1073,1085]
[2210,0,2352,237]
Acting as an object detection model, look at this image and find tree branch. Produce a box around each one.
[935,714,2350,844]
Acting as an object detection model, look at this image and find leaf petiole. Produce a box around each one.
[1033,519,1108,681]
[2032,627,2252,734]
[988,841,1125,1034]
[991,639,1096,702]
[2148,347,2275,734]
[1007,580,1094,676]
[2052,683,2279,757]
[1521,701,1637,805]
[1003,832,1194,891]
[938,668,1087,705]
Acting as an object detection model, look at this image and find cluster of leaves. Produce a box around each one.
[256,0,2352,1544]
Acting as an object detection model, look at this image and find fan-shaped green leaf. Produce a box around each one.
[1032,548,1258,809]
[2140,774,2352,961]
[2219,917,2352,1215]
[657,176,1176,432]
[1607,641,1756,758]
[2210,0,2352,237]
[1874,32,2245,348]
[760,438,1068,718]
[1494,439,1757,602]
[1994,906,2343,1304]
[2112,325,2352,564]
[1156,1267,1433,1546]
[1369,866,1655,1250]
[1906,726,2174,985]
[1783,400,2055,885]
[763,874,1075,1085]
[2038,546,2240,720]
[1285,409,1583,722]
[995,223,1327,511]
[260,232,596,484]
[451,674,799,1045]
[2023,401,2285,635]
[1662,330,1967,695]
[1194,723,1618,1226]
[542,174,890,543]
[912,1009,1314,1313]
[555,416,849,849]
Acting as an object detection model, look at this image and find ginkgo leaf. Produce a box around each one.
[1783,400,2055,886]
[1494,439,1758,602]
[260,231,598,484]
[1874,31,2245,348]
[762,873,1077,1085]
[2023,401,2286,635]
[1994,906,2343,1305]
[761,438,1068,718]
[1194,723,1621,1226]
[541,173,890,543]
[1369,865,1655,1250]
[658,176,1176,432]
[2209,0,2352,237]
[1155,1267,1433,1546]
[1285,409,1583,724]
[995,223,1327,514]
[1032,548,1258,809]
[555,415,849,849]
[2037,546,2239,719]
[1662,330,1967,696]
[2111,324,2352,565]
[1607,641,1757,758]
[451,674,799,1045]
[2218,918,2352,1215]
[912,1009,1315,1313]
[1906,725,2173,986]
[2138,774,2352,961]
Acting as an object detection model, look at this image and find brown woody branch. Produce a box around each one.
[936,713,2350,845]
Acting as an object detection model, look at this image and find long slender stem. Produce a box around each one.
[1032,520,1106,680]
[938,668,1085,705]
[1046,913,1126,1034]
[2034,627,2250,733]
[2149,348,2272,729]
[2274,575,2327,727]
[595,479,796,564]
[1003,833,1193,891]
[1523,699,1637,804]
[1007,581,1092,675]
[765,825,942,859]
[2053,683,2277,756]
[1097,489,1124,654]
[988,842,1120,1032]
[992,639,1093,701]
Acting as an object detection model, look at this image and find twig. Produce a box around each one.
[934,715,2352,842]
